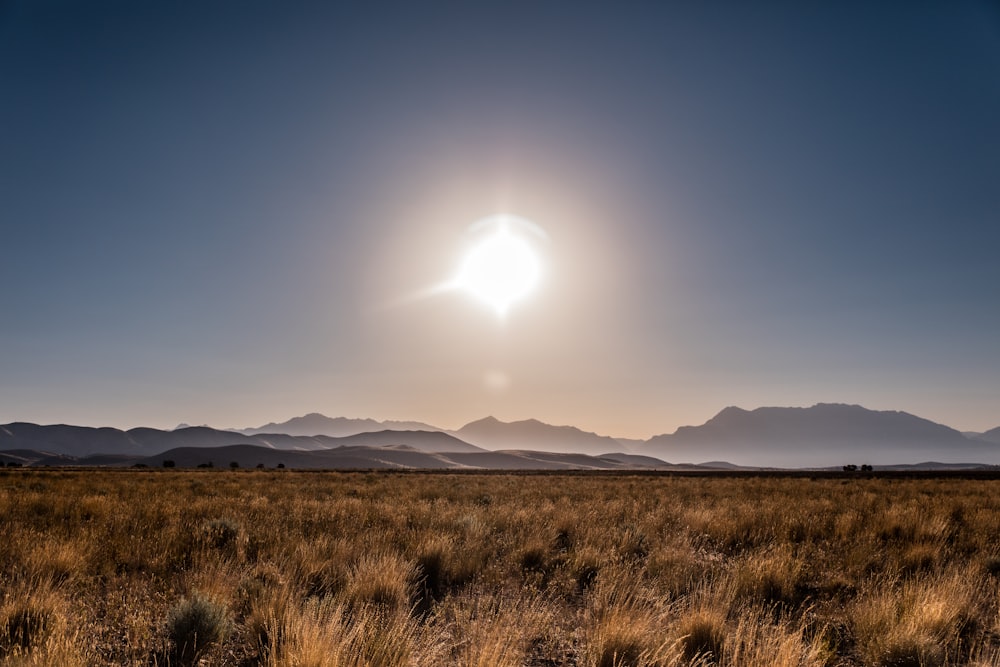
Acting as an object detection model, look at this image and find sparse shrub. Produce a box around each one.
[200,518,243,556]
[229,461,239,469]
[520,544,548,575]
[553,526,574,553]
[619,525,649,562]
[163,460,175,468]
[165,593,232,665]
[573,551,601,591]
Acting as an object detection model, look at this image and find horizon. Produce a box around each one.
[3,2,999,440]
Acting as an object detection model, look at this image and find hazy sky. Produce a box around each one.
[2,1,999,437]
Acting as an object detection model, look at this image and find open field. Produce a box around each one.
[3,470,1000,666]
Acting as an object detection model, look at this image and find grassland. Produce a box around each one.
[3,469,1000,666]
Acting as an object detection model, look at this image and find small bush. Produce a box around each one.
[520,545,548,575]
[574,554,601,591]
[201,518,242,555]
[166,593,232,665]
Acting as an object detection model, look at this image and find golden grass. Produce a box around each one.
[2,469,1000,665]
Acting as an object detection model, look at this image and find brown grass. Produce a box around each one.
[2,469,1000,665]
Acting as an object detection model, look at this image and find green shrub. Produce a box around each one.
[166,593,232,665]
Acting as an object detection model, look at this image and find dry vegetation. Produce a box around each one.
[3,469,1000,666]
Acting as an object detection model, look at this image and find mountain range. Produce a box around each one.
[240,413,439,437]
[451,416,624,456]
[2,403,998,469]
[644,404,997,467]
[974,426,1000,445]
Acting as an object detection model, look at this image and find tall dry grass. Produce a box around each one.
[2,469,1000,664]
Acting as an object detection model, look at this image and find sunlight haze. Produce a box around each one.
[1,1,998,438]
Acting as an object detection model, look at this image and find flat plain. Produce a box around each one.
[2,469,1000,666]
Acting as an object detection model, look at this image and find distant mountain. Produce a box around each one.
[974,426,1000,445]
[242,413,440,437]
[5,405,998,469]
[453,416,623,456]
[0,423,482,458]
[644,404,998,468]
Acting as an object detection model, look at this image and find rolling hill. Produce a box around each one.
[0,423,483,458]
[2,444,676,471]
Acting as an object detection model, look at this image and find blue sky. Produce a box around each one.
[2,1,998,436]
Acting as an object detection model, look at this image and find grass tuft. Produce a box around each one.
[678,610,726,663]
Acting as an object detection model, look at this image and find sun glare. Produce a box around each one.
[454,218,542,316]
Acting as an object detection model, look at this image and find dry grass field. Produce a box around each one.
[3,469,1000,666]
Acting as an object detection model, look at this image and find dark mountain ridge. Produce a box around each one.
[0,423,483,458]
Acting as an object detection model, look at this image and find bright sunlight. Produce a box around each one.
[454,216,543,316]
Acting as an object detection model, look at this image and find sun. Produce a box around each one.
[454,220,542,315]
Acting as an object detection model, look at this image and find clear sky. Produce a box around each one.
[2,1,999,437]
